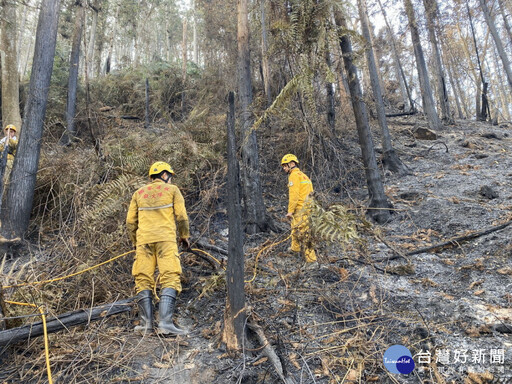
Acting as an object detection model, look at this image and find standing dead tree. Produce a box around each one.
[404,0,442,131]
[1,0,62,238]
[334,9,392,223]
[358,0,409,175]
[223,91,245,350]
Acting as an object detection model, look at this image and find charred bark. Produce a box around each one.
[238,0,268,234]
[0,298,135,347]
[358,0,409,175]
[61,0,85,146]
[404,0,442,131]
[0,0,61,238]
[334,10,392,223]
[223,91,245,350]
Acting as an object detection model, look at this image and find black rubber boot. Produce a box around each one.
[157,288,188,335]
[134,290,153,333]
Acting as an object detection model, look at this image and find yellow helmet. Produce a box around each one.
[281,154,299,165]
[148,161,175,177]
[4,124,16,132]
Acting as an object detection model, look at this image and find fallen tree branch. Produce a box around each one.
[247,321,296,384]
[406,219,512,256]
[385,110,417,117]
[193,239,228,256]
[0,297,135,347]
[0,236,21,245]
[426,141,449,154]
[374,234,410,262]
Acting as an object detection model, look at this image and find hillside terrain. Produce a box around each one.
[0,114,511,384]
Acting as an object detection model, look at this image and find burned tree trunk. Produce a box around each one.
[404,0,442,131]
[479,0,512,93]
[238,0,268,234]
[467,2,487,121]
[325,41,336,134]
[376,0,415,113]
[61,0,85,146]
[0,298,135,347]
[422,0,453,124]
[223,91,245,350]
[358,0,409,175]
[1,0,61,238]
[334,10,392,223]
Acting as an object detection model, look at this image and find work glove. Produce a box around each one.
[179,238,190,250]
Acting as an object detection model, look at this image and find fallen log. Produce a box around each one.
[406,219,512,256]
[0,297,135,347]
[375,219,512,262]
[385,110,417,118]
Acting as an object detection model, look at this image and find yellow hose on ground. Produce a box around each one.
[5,300,52,384]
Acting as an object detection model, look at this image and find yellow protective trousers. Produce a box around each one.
[132,241,182,294]
[290,206,317,263]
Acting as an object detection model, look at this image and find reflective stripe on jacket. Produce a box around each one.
[287,167,313,214]
[126,179,189,246]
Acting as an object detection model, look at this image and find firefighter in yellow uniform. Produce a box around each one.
[0,125,18,186]
[281,154,317,263]
[126,161,190,335]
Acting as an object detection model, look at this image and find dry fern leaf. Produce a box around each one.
[308,200,360,245]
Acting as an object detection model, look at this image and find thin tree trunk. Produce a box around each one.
[358,0,408,175]
[21,33,33,79]
[334,9,392,224]
[422,0,453,124]
[238,0,268,234]
[492,45,511,121]
[497,0,512,47]
[104,3,119,74]
[181,18,188,114]
[193,13,198,64]
[404,0,442,131]
[445,53,464,119]
[260,0,272,107]
[145,78,150,128]
[479,0,512,92]
[223,91,245,351]
[1,0,61,238]
[16,1,28,74]
[61,0,85,146]
[481,81,490,121]
[467,2,487,120]
[87,1,100,79]
[325,45,336,134]
[1,0,22,130]
[376,0,415,112]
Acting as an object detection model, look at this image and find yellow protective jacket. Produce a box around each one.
[287,167,314,215]
[126,179,190,246]
[0,137,17,160]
